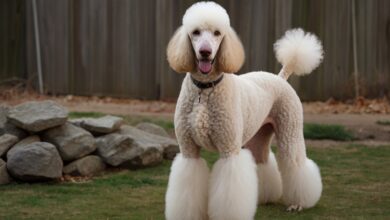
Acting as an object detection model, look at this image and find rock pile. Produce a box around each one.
[0,101,179,184]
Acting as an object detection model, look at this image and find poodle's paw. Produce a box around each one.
[287,205,303,212]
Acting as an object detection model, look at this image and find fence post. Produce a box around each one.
[351,0,359,98]
[32,0,44,94]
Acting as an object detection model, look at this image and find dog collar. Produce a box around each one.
[190,75,224,90]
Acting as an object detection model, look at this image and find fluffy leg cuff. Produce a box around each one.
[258,151,282,204]
[208,149,258,220]
[280,158,322,209]
[165,154,209,220]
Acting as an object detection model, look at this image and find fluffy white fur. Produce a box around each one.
[166,1,324,219]
[278,158,323,208]
[274,28,323,78]
[258,151,283,204]
[183,1,230,33]
[165,154,209,220]
[209,149,258,220]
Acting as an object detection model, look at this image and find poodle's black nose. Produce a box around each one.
[200,49,211,58]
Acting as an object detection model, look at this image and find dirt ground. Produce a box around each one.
[1,94,390,146]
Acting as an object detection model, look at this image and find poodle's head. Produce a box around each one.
[167,2,245,80]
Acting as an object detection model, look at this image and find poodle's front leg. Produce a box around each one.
[165,85,211,220]
[165,154,209,220]
[165,133,209,220]
[208,148,258,220]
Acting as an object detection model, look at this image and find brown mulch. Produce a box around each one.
[303,97,390,114]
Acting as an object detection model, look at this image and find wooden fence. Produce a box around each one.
[0,0,25,82]
[2,0,390,100]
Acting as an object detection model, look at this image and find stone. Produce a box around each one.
[80,115,123,134]
[0,134,18,157]
[68,118,85,127]
[7,135,40,159]
[119,125,179,160]
[96,133,141,166]
[0,122,28,139]
[63,155,106,176]
[135,122,170,138]
[7,100,68,132]
[0,159,12,185]
[0,105,27,139]
[7,142,63,181]
[96,125,179,167]
[163,144,181,160]
[126,146,163,168]
[42,123,96,161]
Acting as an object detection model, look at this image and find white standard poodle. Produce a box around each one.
[165,2,323,220]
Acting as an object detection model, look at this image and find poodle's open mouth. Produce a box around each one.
[197,59,214,74]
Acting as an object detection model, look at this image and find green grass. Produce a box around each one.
[377,120,390,126]
[0,145,389,219]
[304,123,355,141]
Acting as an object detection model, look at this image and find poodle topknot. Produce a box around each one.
[183,2,230,33]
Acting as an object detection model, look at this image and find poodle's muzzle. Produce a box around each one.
[190,30,223,74]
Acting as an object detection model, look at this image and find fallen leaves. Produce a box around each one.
[303,97,390,114]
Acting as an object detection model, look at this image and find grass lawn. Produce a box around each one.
[0,144,389,219]
[377,120,390,126]
[303,123,354,141]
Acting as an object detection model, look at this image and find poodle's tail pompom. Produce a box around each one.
[274,28,323,80]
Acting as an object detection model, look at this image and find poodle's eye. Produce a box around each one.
[192,30,200,36]
[214,30,221,36]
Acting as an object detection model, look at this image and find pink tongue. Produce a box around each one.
[198,60,212,73]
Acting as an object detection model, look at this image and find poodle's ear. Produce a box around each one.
[217,27,245,73]
[167,26,195,73]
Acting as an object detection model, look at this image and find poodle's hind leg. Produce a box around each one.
[245,123,282,204]
[208,149,258,220]
[272,102,322,211]
[165,148,209,220]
